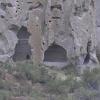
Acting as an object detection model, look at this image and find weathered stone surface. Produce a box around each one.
[0,6,18,62]
[95,0,100,62]
[0,0,98,68]
[42,0,97,67]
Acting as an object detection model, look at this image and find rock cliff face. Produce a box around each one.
[96,0,100,62]
[0,0,98,68]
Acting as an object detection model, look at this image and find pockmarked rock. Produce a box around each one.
[0,0,98,69]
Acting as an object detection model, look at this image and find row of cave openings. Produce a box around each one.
[13,26,67,63]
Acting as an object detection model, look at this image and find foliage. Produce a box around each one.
[13,62,50,84]
[82,68,100,90]
[46,75,81,94]
[0,90,11,100]
[0,61,100,100]
[73,87,100,100]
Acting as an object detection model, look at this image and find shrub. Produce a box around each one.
[0,90,11,100]
[2,63,14,74]
[74,87,100,100]
[0,79,5,89]
[13,82,32,96]
[82,68,100,90]
[13,62,50,84]
[62,64,78,76]
[46,75,81,94]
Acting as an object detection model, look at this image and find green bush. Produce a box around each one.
[61,64,78,78]
[82,68,100,90]
[0,90,11,100]
[0,79,14,91]
[2,63,13,74]
[13,62,50,84]
[0,79,6,89]
[74,87,100,100]
[1,61,100,100]
[46,75,81,94]
[12,82,32,96]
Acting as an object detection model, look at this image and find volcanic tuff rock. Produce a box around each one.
[0,0,99,68]
[96,0,100,62]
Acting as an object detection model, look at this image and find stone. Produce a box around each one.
[42,0,98,68]
[0,0,98,69]
[95,0,100,62]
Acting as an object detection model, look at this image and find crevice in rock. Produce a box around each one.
[0,15,5,18]
[0,3,7,10]
[43,44,67,62]
[51,4,62,11]
[83,40,92,64]
[29,2,43,10]
[90,0,94,8]
[74,1,89,17]
[13,26,32,62]
[8,24,19,33]
[7,3,13,7]
[52,16,61,19]
[82,1,88,12]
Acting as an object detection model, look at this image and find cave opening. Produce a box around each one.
[13,26,32,61]
[44,44,67,62]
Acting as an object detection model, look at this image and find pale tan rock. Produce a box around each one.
[0,0,98,69]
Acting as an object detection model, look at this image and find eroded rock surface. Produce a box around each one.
[95,0,100,62]
[0,0,98,68]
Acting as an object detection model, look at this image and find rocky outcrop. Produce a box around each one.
[0,0,18,62]
[0,0,98,68]
[42,0,97,68]
[95,0,100,62]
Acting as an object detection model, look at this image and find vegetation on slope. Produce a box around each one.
[0,61,100,100]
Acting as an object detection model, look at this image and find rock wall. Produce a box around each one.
[0,0,18,62]
[0,0,98,67]
[95,0,100,62]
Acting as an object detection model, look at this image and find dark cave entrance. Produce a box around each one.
[13,26,32,61]
[44,44,67,62]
